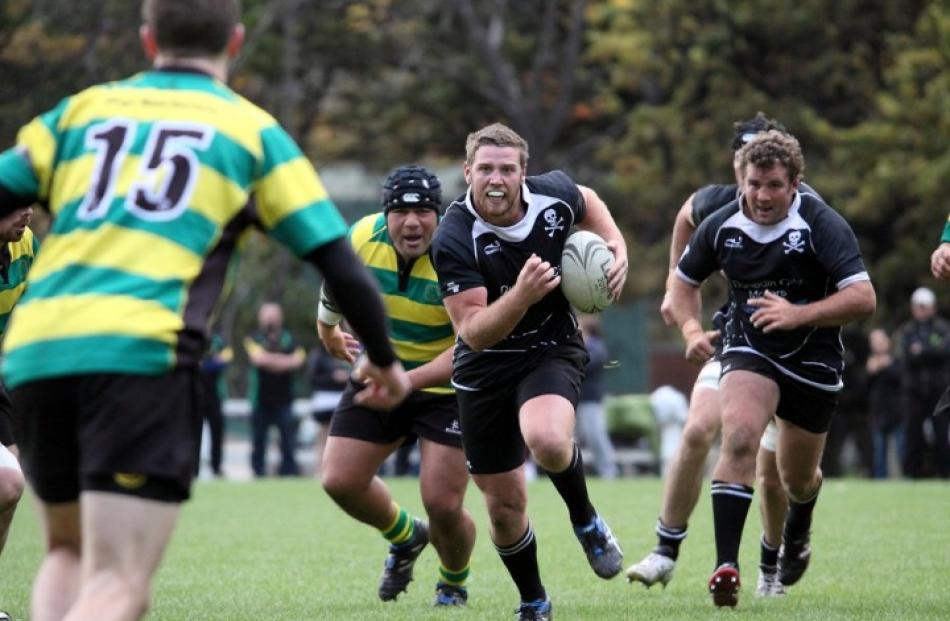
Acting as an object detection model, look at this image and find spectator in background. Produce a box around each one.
[245,302,306,477]
[866,329,902,479]
[577,314,618,479]
[894,287,950,478]
[199,334,232,478]
[307,341,349,478]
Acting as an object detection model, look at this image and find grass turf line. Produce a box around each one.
[0,478,947,620]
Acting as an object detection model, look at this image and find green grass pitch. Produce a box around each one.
[0,478,947,620]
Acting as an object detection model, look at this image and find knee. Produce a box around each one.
[320,468,361,502]
[680,420,716,456]
[87,570,152,618]
[423,494,464,527]
[485,494,527,532]
[0,468,24,510]
[757,467,783,497]
[720,425,759,465]
[525,429,572,469]
[782,468,821,502]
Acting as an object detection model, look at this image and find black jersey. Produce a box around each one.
[431,170,586,388]
[677,191,869,391]
[691,181,820,226]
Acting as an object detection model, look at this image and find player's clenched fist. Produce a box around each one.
[514,253,561,305]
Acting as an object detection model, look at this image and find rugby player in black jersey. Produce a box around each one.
[629,113,821,597]
[431,123,628,621]
[670,130,875,607]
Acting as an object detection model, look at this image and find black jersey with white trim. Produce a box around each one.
[431,170,586,388]
[676,191,869,390]
[691,181,820,226]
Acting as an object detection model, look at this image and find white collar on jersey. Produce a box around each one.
[716,191,809,246]
[463,181,568,243]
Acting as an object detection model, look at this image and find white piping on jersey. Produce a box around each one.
[775,326,819,360]
[801,359,842,373]
[463,183,576,243]
[837,271,870,290]
[722,345,843,391]
[451,380,482,392]
[713,192,807,248]
[675,265,701,286]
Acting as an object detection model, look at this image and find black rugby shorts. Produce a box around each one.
[720,351,838,433]
[329,379,462,449]
[12,369,203,503]
[456,338,587,474]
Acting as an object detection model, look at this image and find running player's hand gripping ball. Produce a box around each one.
[560,230,615,313]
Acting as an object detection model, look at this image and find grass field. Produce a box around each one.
[0,477,947,620]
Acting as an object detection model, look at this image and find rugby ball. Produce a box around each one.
[561,230,615,313]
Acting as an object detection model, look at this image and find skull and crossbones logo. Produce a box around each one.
[783,230,805,254]
[543,208,564,238]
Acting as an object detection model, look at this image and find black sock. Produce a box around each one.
[784,480,821,542]
[760,536,779,570]
[711,480,754,569]
[496,524,546,603]
[655,519,687,561]
[547,444,596,527]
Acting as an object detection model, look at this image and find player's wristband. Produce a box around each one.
[317,301,343,326]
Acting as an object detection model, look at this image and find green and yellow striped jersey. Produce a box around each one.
[350,213,453,394]
[0,68,347,388]
[0,227,39,336]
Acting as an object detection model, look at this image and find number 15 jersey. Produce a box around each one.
[0,67,348,388]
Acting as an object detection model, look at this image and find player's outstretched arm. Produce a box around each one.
[404,345,455,392]
[661,196,697,325]
[669,276,715,365]
[316,320,361,364]
[748,281,876,332]
[577,185,628,299]
[443,254,558,352]
[306,238,409,407]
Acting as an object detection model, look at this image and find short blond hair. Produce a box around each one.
[465,123,529,168]
[736,130,805,182]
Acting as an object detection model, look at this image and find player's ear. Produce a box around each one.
[226,24,245,59]
[140,24,159,60]
[463,162,472,186]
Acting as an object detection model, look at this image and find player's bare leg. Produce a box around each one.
[628,382,720,587]
[31,502,81,621]
[521,394,622,579]
[321,436,430,601]
[63,492,180,621]
[0,444,24,557]
[775,419,826,587]
[419,439,475,605]
[756,435,787,596]
[708,371,775,607]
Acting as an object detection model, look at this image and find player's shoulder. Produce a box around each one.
[692,183,739,226]
[439,199,474,229]
[350,212,386,242]
[694,183,738,209]
[525,170,579,203]
[798,181,824,203]
[798,191,841,224]
[699,197,742,232]
[432,200,473,252]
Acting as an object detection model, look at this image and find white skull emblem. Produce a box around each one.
[544,209,559,226]
[789,230,801,244]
